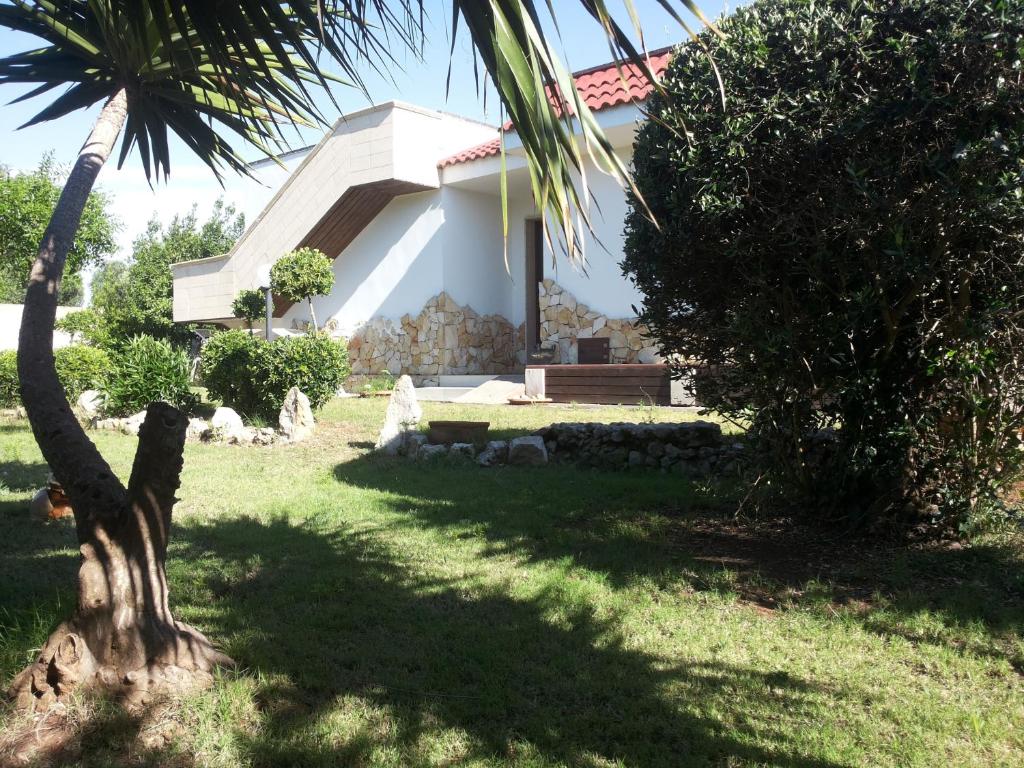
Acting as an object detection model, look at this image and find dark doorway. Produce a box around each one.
[525,219,543,352]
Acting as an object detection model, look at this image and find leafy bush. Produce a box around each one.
[54,344,111,402]
[104,335,196,416]
[623,0,1024,533]
[0,350,16,408]
[232,288,265,330]
[266,333,349,412]
[199,330,271,418]
[0,345,112,407]
[270,247,333,329]
[201,329,349,421]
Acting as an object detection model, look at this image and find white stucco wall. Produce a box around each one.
[283,190,446,334]
[0,304,76,351]
[543,159,644,319]
[501,156,643,323]
[437,187,510,319]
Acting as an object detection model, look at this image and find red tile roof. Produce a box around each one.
[438,47,673,168]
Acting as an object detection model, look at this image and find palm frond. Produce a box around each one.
[0,0,714,263]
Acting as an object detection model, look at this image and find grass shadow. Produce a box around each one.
[0,459,50,494]
[332,453,1024,671]
[166,513,845,767]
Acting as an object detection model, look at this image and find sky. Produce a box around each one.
[0,1,734,267]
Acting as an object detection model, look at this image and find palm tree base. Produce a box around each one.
[7,618,234,712]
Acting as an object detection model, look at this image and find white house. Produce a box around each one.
[171,49,672,383]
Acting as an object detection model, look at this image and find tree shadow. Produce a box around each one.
[331,454,1024,672]
[0,459,50,494]
[167,514,846,767]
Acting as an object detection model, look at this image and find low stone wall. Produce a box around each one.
[399,420,745,476]
[536,421,745,476]
[345,280,661,379]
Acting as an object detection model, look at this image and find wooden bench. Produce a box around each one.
[525,364,671,406]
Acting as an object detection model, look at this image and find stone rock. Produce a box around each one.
[228,427,257,446]
[418,443,448,460]
[476,440,509,467]
[29,488,53,520]
[186,418,210,441]
[508,436,548,466]
[211,407,245,439]
[254,427,277,446]
[122,411,148,436]
[279,387,315,442]
[450,442,476,459]
[375,375,423,455]
[404,432,428,458]
[77,389,103,418]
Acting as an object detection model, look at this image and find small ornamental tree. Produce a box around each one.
[623,0,1024,533]
[270,247,334,330]
[232,288,265,332]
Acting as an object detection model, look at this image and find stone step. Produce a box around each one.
[437,374,503,387]
[414,386,475,402]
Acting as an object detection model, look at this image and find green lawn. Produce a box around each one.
[1,399,1022,767]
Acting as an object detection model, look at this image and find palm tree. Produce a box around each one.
[0,0,709,710]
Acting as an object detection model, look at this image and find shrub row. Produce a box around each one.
[1,336,192,416]
[1,345,113,408]
[201,329,349,421]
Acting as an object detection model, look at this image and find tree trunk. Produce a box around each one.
[10,90,232,712]
[308,297,318,331]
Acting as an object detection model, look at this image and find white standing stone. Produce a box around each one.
[375,374,422,455]
[211,406,245,440]
[279,387,315,442]
[76,390,103,418]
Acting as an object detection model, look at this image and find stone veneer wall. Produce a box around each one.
[347,280,660,381]
[348,292,522,380]
[537,279,659,365]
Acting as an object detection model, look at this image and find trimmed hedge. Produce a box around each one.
[54,344,112,403]
[201,329,349,422]
[0,350,16,408]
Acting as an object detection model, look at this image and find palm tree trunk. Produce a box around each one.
[10,90,231,712]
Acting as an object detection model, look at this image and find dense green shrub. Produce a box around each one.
[201,329,349,421]
[0,350,16,407]
[104,335,196,416]
[1,345,112,406]
[200,330,271,418]
[54,344,111,402]
[623,0,1024,533]
[267,333,349,411]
